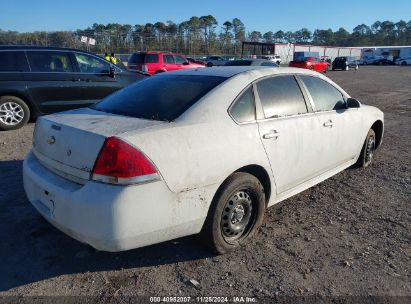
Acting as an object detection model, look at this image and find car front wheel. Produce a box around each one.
[201,172,266,254]
[0,96,30,131]
[355,129,376,168]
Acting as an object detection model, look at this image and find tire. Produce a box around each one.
[355,129,376,168]
[401,61,407,66]
[201,172,266,254]
[0,96,30,131]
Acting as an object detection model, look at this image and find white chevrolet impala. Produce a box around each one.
[23,67,384,254]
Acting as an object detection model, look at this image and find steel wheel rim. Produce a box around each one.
[365,135,375,163]
[221,190,254,243]
[0,102,24,126]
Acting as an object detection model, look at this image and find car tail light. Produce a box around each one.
[92,137,159,185]
[141,64,148,72]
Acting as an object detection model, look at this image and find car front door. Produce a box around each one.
[174,55,190,70]
[24,50,85,114]
[163,54,177,72]
[298,75,363,171]
[256,75,324,194]
[72,53,123,104]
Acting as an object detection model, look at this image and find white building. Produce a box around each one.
[360,46,411,60]
[241,42,362,63]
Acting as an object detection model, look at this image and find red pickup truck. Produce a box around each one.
[127,51,205,75]
[289,57,328,73]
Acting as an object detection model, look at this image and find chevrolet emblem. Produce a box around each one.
[47,136,56,145]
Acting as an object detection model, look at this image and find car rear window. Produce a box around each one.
[0,51,29,72]
[93,75,226,121]
[128,53,159,64]
[26,51,73,72]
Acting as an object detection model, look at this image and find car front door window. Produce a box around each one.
[299,76,346,111]
[174,56,187,64]
[75,53,110,74]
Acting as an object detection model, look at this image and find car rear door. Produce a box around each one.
[298,75,363,170]
[24,50,86,114]
[71,52,123,104]
[256,75,325,194]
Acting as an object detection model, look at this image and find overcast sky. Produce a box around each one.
[1,0,410,33]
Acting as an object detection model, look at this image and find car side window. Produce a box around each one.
[74,53,110,74]
[230,87,255,123]
[256,75,308,118]
[145,54,159,63]
[261,62,276,66]
[174,55,187,64]
[26,51,73,72]
[300,76,346,111]
[163,55,175,64]
[0,51,29,72]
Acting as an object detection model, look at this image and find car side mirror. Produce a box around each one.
[109,66,116,78]
[346,98,360,108]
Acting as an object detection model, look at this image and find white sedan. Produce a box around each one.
[395,57,411,65]
[23,67,384,254]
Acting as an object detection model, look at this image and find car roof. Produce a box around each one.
[157,66,319,78]
[132,51,180,55]
[0,45,99,56]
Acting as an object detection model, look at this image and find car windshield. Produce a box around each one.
[92,75,226,121]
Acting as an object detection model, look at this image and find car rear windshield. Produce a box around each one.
[128,53,159,64]
[92,75,226,121]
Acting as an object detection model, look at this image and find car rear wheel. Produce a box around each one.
[355,129,376,168]
[201,172,266,254]
[0,96,30,131]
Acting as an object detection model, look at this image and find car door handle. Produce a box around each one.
[263,130,280,139]
[323,120,334,128]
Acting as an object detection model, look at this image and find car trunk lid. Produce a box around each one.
[32,108,165,184]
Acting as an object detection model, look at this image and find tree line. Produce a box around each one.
[1,17,410,55]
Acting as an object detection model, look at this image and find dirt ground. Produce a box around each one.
[0,66,410,302]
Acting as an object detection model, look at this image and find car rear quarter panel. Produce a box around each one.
[119,119,272,196]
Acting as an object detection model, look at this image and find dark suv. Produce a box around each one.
[0,46,149,130]
[332,56,359,71]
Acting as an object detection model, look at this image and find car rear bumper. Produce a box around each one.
[23,151,209,251]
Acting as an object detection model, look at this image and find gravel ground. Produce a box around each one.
[0,66,410,302]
